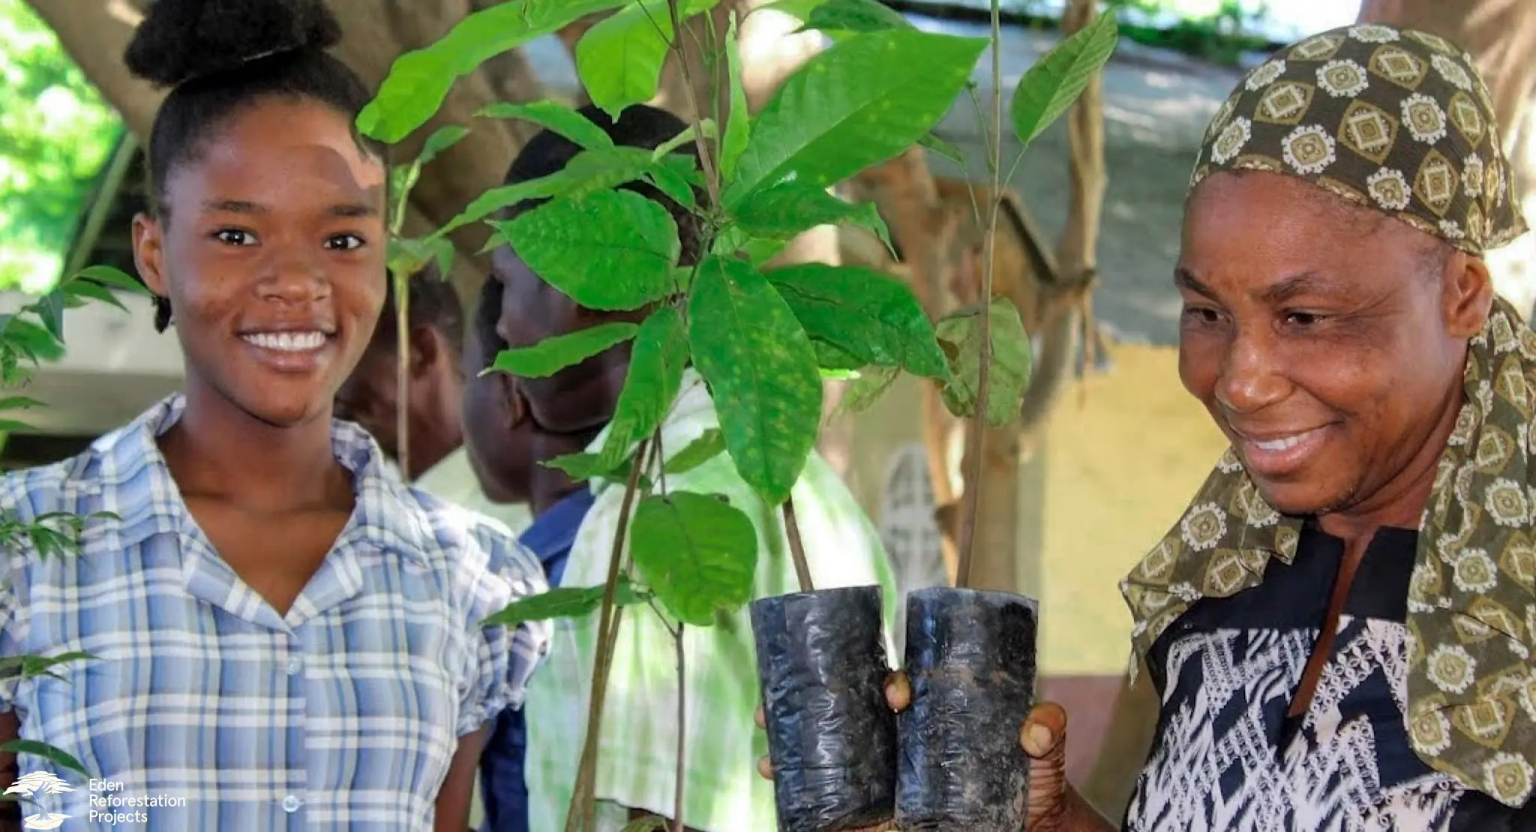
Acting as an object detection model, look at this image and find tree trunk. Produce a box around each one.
[1358,0,1536,317]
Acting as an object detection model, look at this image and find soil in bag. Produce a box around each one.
[896,586,1039,831]
[752,585,897,832]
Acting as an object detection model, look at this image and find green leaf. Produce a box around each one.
[481,578,642,627]
[795,0,914,34]
[2,739,90,779]
[554,307,690,481]
[918,131,965,164]
[630,492,757,626]
[813,340,864,371]
[389,236,455,280]
[495,190,680,311]
[576,0,719,119]
[936,297,1033,427]
[62,278,127,312]
[477,101,614,151]
[733,181,892,254]
[416,124,471,167]
[652,119,717,160]
[0,396,44,411]
[0,419,32,433]
[688,257,821,504]
[489,322,639,378]
[720,11,750,182]
[35,292,65,342]
[435,146,695,240]
[69,265,152,296]
[722,30,987,209]
[358,0,628,142]
[742,238,789,265]
[664,428,728,474]
[766,263,948,377]
[1010,9,1119,147]
[838,364,900,414]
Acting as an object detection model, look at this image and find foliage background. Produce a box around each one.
[0,0,122,294]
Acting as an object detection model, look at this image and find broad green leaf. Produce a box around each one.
[720,12,750,181]
[652,119,717,160]
[722,30,987,209]
[417,124,471,167]
[688,257,821,504]
[358,0,628,142]
[743,238,789,265]
[495,190,680,311]
[489,322,639,378]
[481,578,642,627]
[767,263,948,378]
[733,181,892,253]
[0,419,33,433]
[936,297,1033,427]
[630,492,757,626]
[35,292,65,341]
[576,0,719,119]
[664,428,728,474]
[796,0,913,33]
[813,340,864,371]
[2,739,90,779]
[69,265,152,296]
[477,101,614,151]
[838,364,900,414]
[918,131,965,164]
[1010,10,1119,147]
[5,317,61,362]
[553,308,690,480]
[435,146,696,240]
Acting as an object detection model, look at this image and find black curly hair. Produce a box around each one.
[124,0,382,332]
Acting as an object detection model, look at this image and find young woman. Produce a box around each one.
[0,1,548,829]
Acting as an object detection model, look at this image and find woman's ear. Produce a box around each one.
[132,213,169,298]
[1443,250,1495,339]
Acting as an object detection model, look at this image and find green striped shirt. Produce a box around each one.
[524,370,900,831]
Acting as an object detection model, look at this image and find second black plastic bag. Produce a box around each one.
[896,586,1039,831]
[751,584,897,832]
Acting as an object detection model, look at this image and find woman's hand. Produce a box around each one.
[754,672,1078,832]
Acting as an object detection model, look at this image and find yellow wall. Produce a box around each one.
[838,343,1230,677]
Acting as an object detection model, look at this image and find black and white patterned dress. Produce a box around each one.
[1125,525,1536,832]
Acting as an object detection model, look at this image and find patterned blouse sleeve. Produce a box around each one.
[456,521,551,737]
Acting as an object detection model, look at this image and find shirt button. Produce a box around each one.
[286,656,302,675]
[282,794,302,813]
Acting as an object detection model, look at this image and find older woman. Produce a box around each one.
[763,21,1536,832]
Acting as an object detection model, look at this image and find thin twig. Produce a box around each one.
[666,0,722,207]
[394,271,411,483]
[671,623,687,832]
[955,0,1006,589]
[566,439,652,832]
[782,495,814,593]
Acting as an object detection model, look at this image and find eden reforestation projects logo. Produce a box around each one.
[5,772,187,828]
[4,771,74,830]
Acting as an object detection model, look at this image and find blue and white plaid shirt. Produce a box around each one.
[0,394,550,831]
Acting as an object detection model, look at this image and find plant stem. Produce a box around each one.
[955,0,1006,590]
[781,495,814,593]
[671,623,687,832]
[566,439,652,832]
[394,270,411,483]
[666,0,722,207]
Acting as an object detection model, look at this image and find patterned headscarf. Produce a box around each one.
[1125,24,1536,806]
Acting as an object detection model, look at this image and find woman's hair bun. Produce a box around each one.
[124,0,343,89]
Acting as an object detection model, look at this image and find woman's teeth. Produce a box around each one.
[243,331,326,352]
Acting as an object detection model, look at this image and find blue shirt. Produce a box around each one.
[479,487,595,832]
[0,395,551,831]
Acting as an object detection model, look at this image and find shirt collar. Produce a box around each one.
[87,394,436,564]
